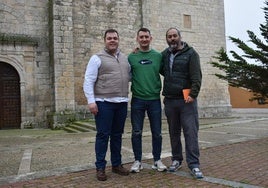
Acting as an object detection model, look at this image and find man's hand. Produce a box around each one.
[185,96,194,103]
[88,103,98,115]
[132,47,139,53]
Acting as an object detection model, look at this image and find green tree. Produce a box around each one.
[210,0,268,104]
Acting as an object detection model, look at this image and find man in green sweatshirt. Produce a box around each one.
[128,28,167,173]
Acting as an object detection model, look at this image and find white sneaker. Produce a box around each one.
[152,160,167,172]
[130,160,143,173]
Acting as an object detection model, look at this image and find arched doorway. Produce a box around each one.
[0,62,21,129]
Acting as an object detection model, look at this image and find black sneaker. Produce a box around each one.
[191,168,204,179]
[169,160,182,172]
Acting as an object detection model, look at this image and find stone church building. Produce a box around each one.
[0,0,231,129]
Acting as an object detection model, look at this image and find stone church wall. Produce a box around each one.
[0,0,52,127]
[0,0,231,128]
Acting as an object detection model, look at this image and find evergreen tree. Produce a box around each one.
[210,0,268,103]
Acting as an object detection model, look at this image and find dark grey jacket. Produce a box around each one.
[160,42,202,99]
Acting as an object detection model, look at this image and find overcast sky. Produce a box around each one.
[224,0,265,54]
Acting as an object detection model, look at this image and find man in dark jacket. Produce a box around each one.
[160,27,203,179]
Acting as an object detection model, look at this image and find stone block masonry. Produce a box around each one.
[0,0,231,128]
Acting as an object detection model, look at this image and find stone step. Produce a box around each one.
[63,126,81,133]
[72,121,96,131]
[64,121,96,133]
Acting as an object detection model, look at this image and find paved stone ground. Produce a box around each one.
[0,108,267,188]
[0,137,267,188]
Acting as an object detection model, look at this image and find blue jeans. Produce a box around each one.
[94,101,128,170]
[164,98,200,170]
[131,97,162,161]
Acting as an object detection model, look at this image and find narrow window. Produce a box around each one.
[183,14,191,29]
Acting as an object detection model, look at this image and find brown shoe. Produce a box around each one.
[96,169,107,181]
[112,165,129,176]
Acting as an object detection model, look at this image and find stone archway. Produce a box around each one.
[0,62,21,129]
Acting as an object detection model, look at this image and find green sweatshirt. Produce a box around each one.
[128,49,162,100]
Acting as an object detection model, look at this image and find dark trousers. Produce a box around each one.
[94,101,128,170]
[164,98,200,169]
[131,97,162,161]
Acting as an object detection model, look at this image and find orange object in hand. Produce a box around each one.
[183,89,191,100]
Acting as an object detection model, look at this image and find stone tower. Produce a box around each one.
[0,0,231,129]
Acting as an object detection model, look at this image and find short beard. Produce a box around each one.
[169,43,178,51]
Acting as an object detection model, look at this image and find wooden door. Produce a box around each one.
[0,62,21,129]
